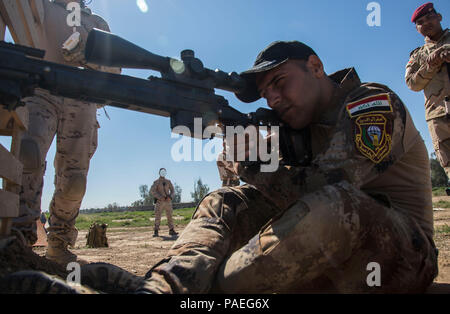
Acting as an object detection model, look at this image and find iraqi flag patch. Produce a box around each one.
[346,94,392,118]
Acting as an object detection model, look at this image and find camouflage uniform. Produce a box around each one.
[216,151,240,187]
[13,1,120,258]
[16,89,98,247]
[141,68,438,293]
[405,28,450,178]
[150,177,175,232]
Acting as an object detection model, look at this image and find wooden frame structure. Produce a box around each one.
[0,0,45,47]
[0,108,28,237]
[0,0,44,237]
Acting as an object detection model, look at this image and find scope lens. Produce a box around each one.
[170,58,185,74]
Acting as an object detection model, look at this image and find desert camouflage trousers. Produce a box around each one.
[428,116,450,179]
[13,89,98,246]
[154,200,174,231]
[143,183,438,293]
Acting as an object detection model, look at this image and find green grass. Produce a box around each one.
[75,207,195,230]
[436,224,450,234]
[432,187,447,197]
[432,200,450,209]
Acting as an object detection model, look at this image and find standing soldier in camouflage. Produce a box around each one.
[12,0,120,266]
[150,168,178,237]
[405,2,450,189]
[216,151,240,187]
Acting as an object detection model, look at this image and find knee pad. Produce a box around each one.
[20,138,42,171]
[59,173,87,200]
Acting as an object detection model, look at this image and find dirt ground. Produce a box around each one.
[432,199,450,285]
[30,204,450,289]
[33,225,183,277]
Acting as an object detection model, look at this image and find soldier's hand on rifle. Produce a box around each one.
[223,129,276,166]
[427,46,446,68]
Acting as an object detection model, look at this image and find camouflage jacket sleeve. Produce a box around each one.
[237,85,409,211]
[405,47,441,92]
[150,180,164,200]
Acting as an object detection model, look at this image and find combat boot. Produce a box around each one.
[169,229,178,236]
[46,238,77,266]
[153,230,159,237]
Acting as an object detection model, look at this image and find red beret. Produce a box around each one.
[411,2,435,23]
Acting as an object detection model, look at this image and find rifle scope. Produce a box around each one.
[85,29,246,94]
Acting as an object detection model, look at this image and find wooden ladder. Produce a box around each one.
[0,107,28,238]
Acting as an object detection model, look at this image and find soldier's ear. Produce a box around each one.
[306,55,325,79]
[437,13,442,22]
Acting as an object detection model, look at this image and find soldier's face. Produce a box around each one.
[256,59,322,130]
[415,12,443,38]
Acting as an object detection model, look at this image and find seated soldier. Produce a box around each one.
[1,40,439,294]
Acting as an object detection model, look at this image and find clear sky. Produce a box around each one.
[1,0,449,210]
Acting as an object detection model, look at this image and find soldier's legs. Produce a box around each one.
[14,90,59,245]
[46,98,98,261]
[428,117,450,179]
[141,185,283,293]
[154,201,163,232]
[162,201,174,231]
[212,181,438,293]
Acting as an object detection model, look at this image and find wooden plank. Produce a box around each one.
[0,13,5,40]
[12,107,29,131]
[30,0,45,26]
[0,112,14,136]
[0,189,19,218]
[0,144,23,186]
[18,0,43,48]
[0,107,28,135]
[0,0,32,46]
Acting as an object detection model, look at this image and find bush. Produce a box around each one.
[430,154,448,187]
[191,178,210,204]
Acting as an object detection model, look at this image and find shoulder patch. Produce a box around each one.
[354,113,392,164]
[346,93,392,118]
